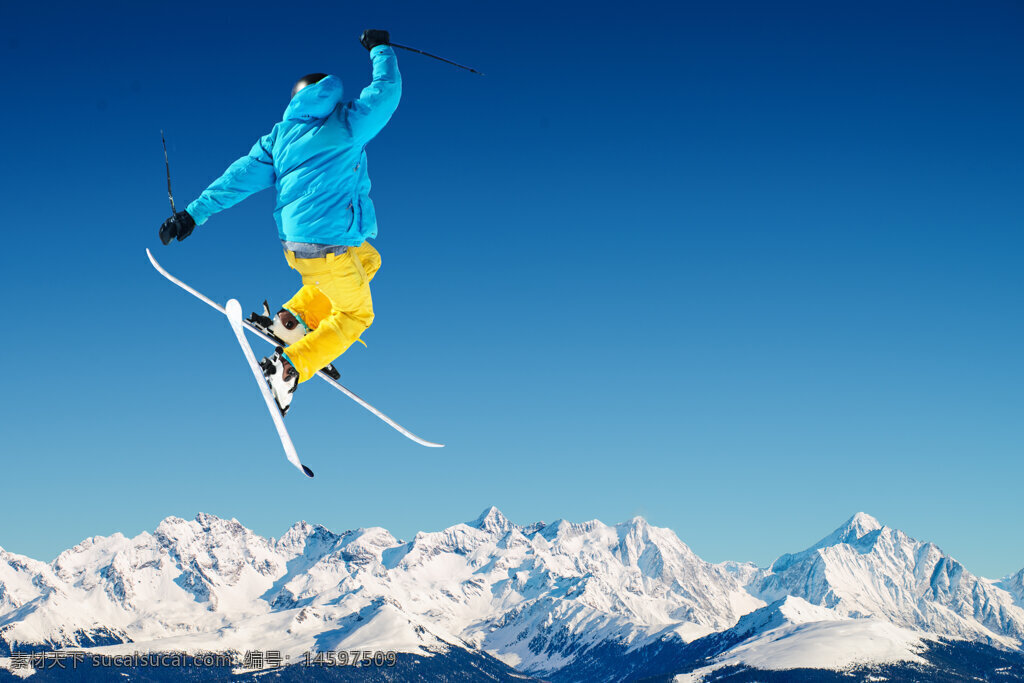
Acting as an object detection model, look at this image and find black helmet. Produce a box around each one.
[291,73,328,98]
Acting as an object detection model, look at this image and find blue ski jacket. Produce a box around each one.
[186,46,401,247]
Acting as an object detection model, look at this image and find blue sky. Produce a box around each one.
[1,0,1021,579]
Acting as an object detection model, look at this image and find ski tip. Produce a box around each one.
[302,465,315,478]
[225,298,242,319]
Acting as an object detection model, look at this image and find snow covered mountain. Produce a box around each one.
[751,512,1024,645]
[1,509,1023,681]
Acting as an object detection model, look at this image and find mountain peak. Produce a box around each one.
[287,520,315,535]
[276,520,341,555]
[814,512,884,550]
[469,506,515,535]
[844,512,883,536]
[769,512,885,573]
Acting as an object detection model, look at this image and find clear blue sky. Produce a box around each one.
[1,0,1021,580]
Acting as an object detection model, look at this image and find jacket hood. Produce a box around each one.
[283,75,343,122]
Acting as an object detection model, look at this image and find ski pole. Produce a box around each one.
[161,130,176,213]
[388,43,484,75]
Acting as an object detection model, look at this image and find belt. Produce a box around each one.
[281,241,352,259]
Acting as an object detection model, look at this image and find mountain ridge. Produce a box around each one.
[2,509,1023,681]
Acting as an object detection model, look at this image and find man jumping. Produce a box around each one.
[158,29,400,415]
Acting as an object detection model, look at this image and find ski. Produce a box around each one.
[226,299,314,478]
[146,249,444,448]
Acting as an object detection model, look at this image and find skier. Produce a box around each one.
[158,29,400,415]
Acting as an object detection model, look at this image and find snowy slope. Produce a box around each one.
[0,548,54,616]
[676,596,929,680]
[999,568,1024,609]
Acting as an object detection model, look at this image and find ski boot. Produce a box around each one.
[248,301,306,345]
[260,348,298,416]
[248,302,341,380]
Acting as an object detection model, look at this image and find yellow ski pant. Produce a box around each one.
[280,242,381,383]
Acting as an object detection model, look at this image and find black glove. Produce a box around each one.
[360,29,390,51]
[159,210,196,245]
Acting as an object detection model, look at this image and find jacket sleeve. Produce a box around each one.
[346,45,402,143]
[186,131,277,226]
